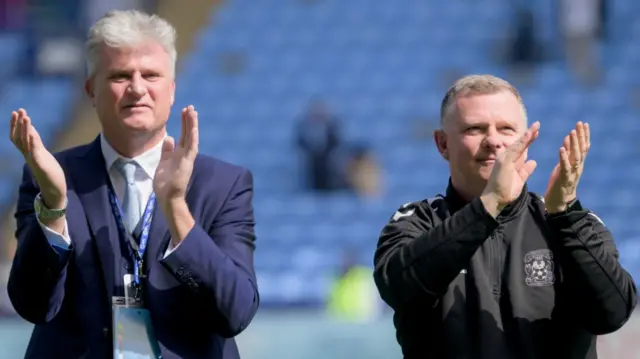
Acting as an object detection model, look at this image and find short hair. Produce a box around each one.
[85,10,177,78]
[439,74,527,126]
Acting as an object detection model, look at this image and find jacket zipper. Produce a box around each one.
[491,232,502,298]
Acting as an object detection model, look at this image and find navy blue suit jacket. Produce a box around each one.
[8,136,260,359]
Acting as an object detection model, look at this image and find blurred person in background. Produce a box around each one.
[295,98,342,191]
[21,0,84,77]
[373,74,636,359]
[7,10,258,359]
[21,0,153,78]
[560,0,602,84]
[327,248,381,322]
[507,8,544,84]
[344,144,383,198]
[596,0,608,40]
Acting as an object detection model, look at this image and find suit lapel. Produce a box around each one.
[70,136,118,303]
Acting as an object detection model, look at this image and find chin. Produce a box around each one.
[477,166,493,181]
[120,114,156,131]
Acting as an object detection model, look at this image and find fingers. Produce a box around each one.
[22,112,29,152]
[9,111,17,142]
[505,121,540,162]
[584,122,590,152]
[576,122,587,154]
[178,107,187,148]
[577,121,590,161]
[569,129,581,164]
[518,159,538,181]
[10,109,33,154]
[184,105,199,157]
[559,146,572,177]
[178,105,199,154]
[160,136,175,161]
[562,122,590,166]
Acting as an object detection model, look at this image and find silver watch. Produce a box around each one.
[34,193,67,220]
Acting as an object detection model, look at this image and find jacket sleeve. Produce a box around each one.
[547,200,638,335]
[161,169,259,338]
[7,164,71,324]
[373,197,499,309]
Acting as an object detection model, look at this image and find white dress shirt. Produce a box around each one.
[37,133,180,258]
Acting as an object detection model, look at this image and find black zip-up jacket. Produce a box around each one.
[373,182,637,359]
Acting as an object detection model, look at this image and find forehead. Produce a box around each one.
[99,41,170,72]
[448,91,525,128]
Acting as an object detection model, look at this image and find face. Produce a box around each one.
[85,40,175,138]
[434,91,526,197]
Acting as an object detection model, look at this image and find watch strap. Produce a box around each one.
[34,193,67,220]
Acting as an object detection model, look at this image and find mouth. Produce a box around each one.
[476,159,496,165]
[122,104,150,110]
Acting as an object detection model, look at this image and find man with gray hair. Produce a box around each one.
[7,10,259,359]
[373,74,636,358]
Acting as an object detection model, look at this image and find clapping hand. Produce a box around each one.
[544,122,590,213]
[153,105,199,208]
[10,108,66,209]
[481,121,540,217]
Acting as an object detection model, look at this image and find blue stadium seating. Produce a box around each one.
[2,1,638,307]
[163,0,640,306]
[0,33,77,208]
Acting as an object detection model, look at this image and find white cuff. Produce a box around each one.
[36,214,71,249]
[162,239,183,259]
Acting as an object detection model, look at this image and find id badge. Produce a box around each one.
[112,296,162,359]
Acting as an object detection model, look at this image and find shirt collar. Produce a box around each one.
[100,133,164,179]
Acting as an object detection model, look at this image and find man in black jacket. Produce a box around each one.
[373,74,637,359]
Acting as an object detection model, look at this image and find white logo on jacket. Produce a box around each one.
[524,249,555,286]
[392,203,415,221]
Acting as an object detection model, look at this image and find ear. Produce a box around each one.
[434,129,449,161]
[84,78,96,107]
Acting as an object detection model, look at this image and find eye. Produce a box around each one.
[465,126,483,134]
[109,73,130,82]
[143,73,160,80]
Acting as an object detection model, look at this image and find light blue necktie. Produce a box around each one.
[114,159,141,234]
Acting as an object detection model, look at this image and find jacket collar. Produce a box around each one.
[445,178,529,221]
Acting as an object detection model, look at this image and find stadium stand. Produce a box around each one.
[0,32,76,207]
[1,0,638,309]
[168,0,640,306]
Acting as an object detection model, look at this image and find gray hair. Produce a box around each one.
[439,74,527,126]
[85,10,177,78]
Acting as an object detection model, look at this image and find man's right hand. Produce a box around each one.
[10,109,67,212]
[481,121,540,218]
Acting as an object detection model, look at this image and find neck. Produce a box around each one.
[103,128,166,158]
[450,175,485,202]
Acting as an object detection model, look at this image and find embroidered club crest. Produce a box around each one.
[524,249,555,287]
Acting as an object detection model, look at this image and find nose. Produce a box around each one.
[127,72,147,97]
[482,129,503,150]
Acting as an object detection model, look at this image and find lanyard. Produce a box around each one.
[107,183,156,289]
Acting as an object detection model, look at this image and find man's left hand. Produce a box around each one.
[154,105,199,208]
[544,121,590,214]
